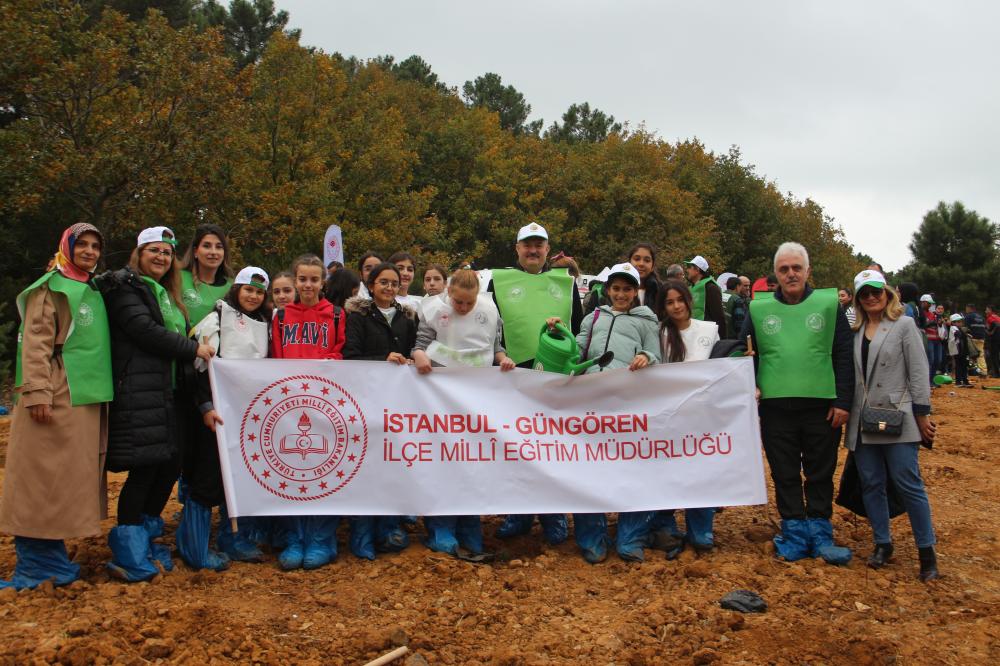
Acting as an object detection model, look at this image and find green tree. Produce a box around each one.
[898,201,1000,305]
[462,73,542,135]
[545,102,622,144]
[392,55,450,93]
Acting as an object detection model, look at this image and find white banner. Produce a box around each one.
[322,224,344,267]
[209,358,767,516]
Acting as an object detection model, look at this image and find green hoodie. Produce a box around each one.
[575,304,661,374]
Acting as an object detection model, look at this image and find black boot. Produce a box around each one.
[918,546,940,582]
[867,542,893,569]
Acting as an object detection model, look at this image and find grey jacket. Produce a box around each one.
[575,305,660,374]
[845,315,931,450]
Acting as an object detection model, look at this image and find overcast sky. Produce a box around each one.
[281,1,999,272]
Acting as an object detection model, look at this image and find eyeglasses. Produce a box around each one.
[145,248,174,258]
[858,287,884,300]
[375,279,399,289]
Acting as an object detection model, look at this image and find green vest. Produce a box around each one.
[492,268,574,364]
[142,276,188,387]
[690,275,718,320]
[181,269,232,327]
[750,288,839,399]
[15,271,113,406]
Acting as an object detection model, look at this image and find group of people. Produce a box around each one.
[0,220,944,591]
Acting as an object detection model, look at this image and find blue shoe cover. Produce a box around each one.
[302,516,338,569]
[684,508,716,551]
[807,518,852,565]
[495,514,533,539]
[774,519,811,562]
[176,500,229,571]
[539,514,569,545]
[0,537,80,590]
[217,505,264,563]
[349,517,376,560]
[455,516,484,554]
[423,516,459,554]
[277,517,305,569]
[574,513,609,563]
[375,516,409,553]
[107,525,158,582]
[141,515,173,572]
[616,511,654,561]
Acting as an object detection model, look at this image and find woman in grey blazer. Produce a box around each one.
[845,270,939,581]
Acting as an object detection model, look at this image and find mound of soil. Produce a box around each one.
[1,382,998,664]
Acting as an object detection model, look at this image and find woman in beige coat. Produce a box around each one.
[0,223,113,590]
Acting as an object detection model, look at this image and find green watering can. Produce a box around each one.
[533,322,613,375]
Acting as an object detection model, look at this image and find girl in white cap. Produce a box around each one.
[177,267,272,571]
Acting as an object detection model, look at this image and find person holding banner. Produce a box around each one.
[487,222,579,545]
[179,224,234,327]
[344,263,418,558]
[0,224,112,590]
[683,255,726,337]
[648,279,723,559]
[100,227,215,581]
[177,267,273,571]
[389,251,423,310]
[411,269,514,558]
[270,255,346,571]
[557,262,660,563]
[743,242,854,565]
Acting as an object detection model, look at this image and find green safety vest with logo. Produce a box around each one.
[749,288,839,400]
[492,268,573,364]
[15,271,113,406]
[181,270,232,327]
[142,276,188,388]
[691,275,719,321]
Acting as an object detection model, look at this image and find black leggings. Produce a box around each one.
[183,417,225,508]
[118,457,181,525]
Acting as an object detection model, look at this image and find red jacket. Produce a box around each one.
[924,309,940,341]
[271,299,345,359]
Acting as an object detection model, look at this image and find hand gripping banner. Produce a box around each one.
[209,358,768,516]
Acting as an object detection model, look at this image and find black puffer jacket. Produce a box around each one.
[98,267,198,471]
[343,297,417,361]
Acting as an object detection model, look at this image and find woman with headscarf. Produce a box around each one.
[0,224,113,589]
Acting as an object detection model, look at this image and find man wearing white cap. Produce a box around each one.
[488,221,581,545]
[919,294,943,388]
[684,255,726,337]
[742,242,854,565]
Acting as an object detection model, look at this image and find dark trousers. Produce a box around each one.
[183,415,225,508]
[952,355,968,384]
[760,404,840,520]
[987,339,1000,378]
[118,457,182,525]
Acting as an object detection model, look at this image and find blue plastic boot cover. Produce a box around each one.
[455,515,484,554]
[303,516,340,569]
[423,516,459,554]
[684,508,716,549]
[646,510,681,545]
[495,514,534,538]
[349,517,376,560]
[217,504,264,563]
[807,518,852,565]
[107,525,159,582]
[375,516,409,553]
[177,500,229,571]
[773,519,812,561]
[141,514,173,572]
[616,511,654,561]
[0,537,80,590]
[539,514,569,545]
[573,513,609,563]
[278,517,305,570]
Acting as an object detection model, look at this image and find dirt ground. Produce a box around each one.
[1,381,998,665]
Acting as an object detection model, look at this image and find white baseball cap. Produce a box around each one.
[684,255,709,273]
[137,226,176,247]
[516,223,549,242]
[853,269,886,293]
[920,294,935,304]
[606,262,642,286]
[949,313,963,323]
[234,266,270,290]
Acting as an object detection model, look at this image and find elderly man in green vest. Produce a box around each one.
[742,242,854,565]
[684,255,727,337]
[487,222,582,545]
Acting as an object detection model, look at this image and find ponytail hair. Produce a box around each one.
[448,268,479,291]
